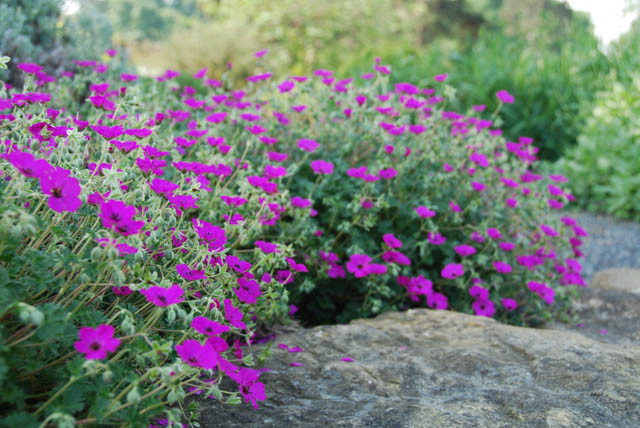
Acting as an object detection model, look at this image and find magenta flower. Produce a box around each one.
[255,240,278,253]
[493,261,512,274]
[227,368,266,409]
[382,251,411,265]
[18,62,43,74]
[378,168,397,179]
[175,339,217,369]
[540,224,559,237]
[469,285,489,300]
[191,316,230,336]
[193,67,208,79]
[192,218,227,251]
[433,73,448,82]
[206,112,228,123]
[254,49,268,58]
[538,286,555,305]
[449,201,461,212]
[441,263,463,279]
[471,181,486,192]
[278,80,295,93]
[91,124,124,140]
[496,89,515,104]
[365,264,387,275]
[140,284,184,307]
[501,298,518,311]
[235,277,262,304]
[291,196,311,208]
[427,292,448,310]
[346,253,372,278]
[341,357,354,362]
[74,324,120,360]
[427,232,446,245]
[99,200,145,236]
[499,242,515,251]
[383,233,402,248]
[297,138,319,152]
[415,206,436,218]
[310,160,334,175]
[149,178,179,197]
[472,299,495,317]
[486,228,502,240]
[39,167,82,213]
[176,264,207,281]
[5,151,51,179]
[224,299,247,330]
[455,245,476,256]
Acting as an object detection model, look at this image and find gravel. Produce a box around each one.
[563,211,640,283]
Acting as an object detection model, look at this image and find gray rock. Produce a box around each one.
[591,268,640,294]
[197,309,640,427]
[547,287,640,345]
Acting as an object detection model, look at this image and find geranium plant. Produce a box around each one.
[0,49,586,426]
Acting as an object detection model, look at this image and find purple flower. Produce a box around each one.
[191,316,230,336]
[346,253,372,278]
[427,292,448,310]
[140,284,184,307]
[175,339,218,369]
[434,73,448,82]
[493,261,512,274]
[176,264,207,281]
[278,80,295,93]
[255,240,278,253]
[99,200,145,236]
[383,233,402,248]
[469,285,489,300]
[235,277,262,304]
[501,298,518,311]
[310,160,334,175]
[39,167,82,213]
[427,232,446,245]
[486,228,502,240]
[378,168,398,179]
[496,89,515,104]
[18,62,43,74]
[472,299,495,317]
[298,138,319,152]
[224,299,247,330]
[441,263,463,279]
[91,124,124,140]
[74,324,120,360]
[291,196,311,208]
[382,251,411,265]
[192,218,227,251]
[455,245,476,256]
[227,368,266,409]
[415,206,436,218]
[499,242,515,251]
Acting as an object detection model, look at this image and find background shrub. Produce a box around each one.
[0,0,113,87]
[555,19,640,220]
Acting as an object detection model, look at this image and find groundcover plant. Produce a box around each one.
[0,51,587,426]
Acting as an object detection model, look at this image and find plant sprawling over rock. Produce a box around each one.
[0,51,586,426]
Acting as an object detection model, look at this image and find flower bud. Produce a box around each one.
[91,246,104,261]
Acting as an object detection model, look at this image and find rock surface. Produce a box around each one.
[591,268,640,294]
[198,309,640,427]
[550,286,640,345]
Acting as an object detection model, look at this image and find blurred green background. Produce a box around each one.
[2,0,640,219]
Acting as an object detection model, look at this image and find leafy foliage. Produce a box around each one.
[555,18,640,220]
